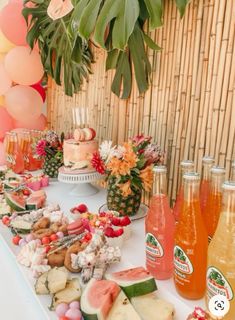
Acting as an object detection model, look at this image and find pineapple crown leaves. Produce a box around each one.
[23,0,190,99]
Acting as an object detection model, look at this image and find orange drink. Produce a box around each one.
[145,166,175,279]
[174,172,208,299]
[173,160,194,221]
[206,181,235,319]
[204,166,225,242]
[200,156,215,217]
[4,132,24,173]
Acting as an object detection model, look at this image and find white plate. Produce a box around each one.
[98,203,148,221]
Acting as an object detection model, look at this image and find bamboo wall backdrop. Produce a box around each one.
[47,0,235,204]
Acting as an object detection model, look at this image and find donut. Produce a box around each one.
[64,241,83,273]
[47,247,67,267]
[33,228,53,239]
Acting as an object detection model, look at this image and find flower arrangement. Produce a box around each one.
[35,131,64,178]
[91,135,164,197]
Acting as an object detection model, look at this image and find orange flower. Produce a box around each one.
[123,150,138,169]
[140,165,154,191]
[107,158,130,176]
[118,181,132,197]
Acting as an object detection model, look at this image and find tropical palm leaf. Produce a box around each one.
[22,0,93,96]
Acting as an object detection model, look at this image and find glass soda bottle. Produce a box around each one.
[200,156,215,216]
[18,131,31,171]
[204,166,225,242]
[206,181,235,319]
[231,161,235,181]
[145,166,175,279]
[174,172,208,299]
[173,160,194,221]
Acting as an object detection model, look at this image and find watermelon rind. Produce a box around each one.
[106,268,157,299]
[82,312,98,320]
[5,192,25,212]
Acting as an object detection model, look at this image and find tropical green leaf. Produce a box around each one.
[77,0,103,39]
[93,0,139,50]
[144,0,163,29]
[175,0,190,18]
[106,49,119,71]
[143,33,162,50]
[111,51,132,99]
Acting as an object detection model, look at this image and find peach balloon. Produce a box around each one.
[0,61,12,95]
[0,95,5,105]
[0,30,15,53]
[5,85,43,122]
[0,142,6,165]
[0,107,14,140]
[5,47,44,85]
[14,114,47,131]
[0,2,27,46]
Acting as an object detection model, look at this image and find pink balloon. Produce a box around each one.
[30,83,46,102]
[0,61,12,95]
[5,47,44,86]
[0,107,14,140]
[14,114,47,130]
[0,142,6,165]
[0,2,27,46]
[5,85,43,122]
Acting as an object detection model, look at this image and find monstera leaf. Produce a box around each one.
[23,0,190,99]
[22,0,93,96]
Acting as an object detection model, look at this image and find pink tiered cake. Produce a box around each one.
[63,128,98,173]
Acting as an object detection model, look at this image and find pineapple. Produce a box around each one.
[107,177,141,216]
[43,154,63,178]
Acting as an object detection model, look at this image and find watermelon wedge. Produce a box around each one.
[81,279,120,320]
[26,194,46,210]
[5,192,26,212]
[106,267,157,299]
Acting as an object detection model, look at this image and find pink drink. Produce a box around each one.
[145,166,175,280]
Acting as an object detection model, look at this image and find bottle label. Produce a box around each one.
[207,266,234,301]
[174,245,193,274]
[145,233,164,258]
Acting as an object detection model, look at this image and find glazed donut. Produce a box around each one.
[47,248,67,267]
[33,228,53,239]
[64,241,83,273]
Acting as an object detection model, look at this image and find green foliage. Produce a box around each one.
[23,0,190,99]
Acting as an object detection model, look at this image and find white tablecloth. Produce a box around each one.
[0,181,205,319]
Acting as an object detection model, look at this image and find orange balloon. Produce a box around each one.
[5,46,44,85]
[5,85,43,122]
[14,114,47,130]
[0,61,12,95]
[0,2,27,46]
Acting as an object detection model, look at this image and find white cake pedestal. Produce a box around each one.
[58,167,103,197]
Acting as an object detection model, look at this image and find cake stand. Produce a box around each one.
[58,166,103,197]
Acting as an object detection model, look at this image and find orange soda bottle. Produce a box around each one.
[173,160,194,221]
[18,131,31,171]
[145,166,175,280]
[200,156,215,217]
[204,166,225,242]
[206,181,235,319]
[174,172,208,299]
[28,130,43,171]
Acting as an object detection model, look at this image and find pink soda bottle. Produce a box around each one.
[200,156,215,217]
[145,166,175,279]
[173,160,194,221]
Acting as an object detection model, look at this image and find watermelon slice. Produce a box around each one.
[5,192,26,212]
[106,267,157,299]
[26,195,45,210]
[81,279,120,320]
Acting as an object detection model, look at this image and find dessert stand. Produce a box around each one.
[58,166,103,197]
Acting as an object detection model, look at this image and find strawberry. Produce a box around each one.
[99,212,106,217]
[104,227,115,238]
[120,216,131,226]
[111,216,120,226]
[75,204,88,213]
[114,228,124,237]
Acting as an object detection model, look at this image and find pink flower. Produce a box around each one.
[91,152,106,174]
[132,134,152,146]
[144,143,165,166]
[36,139,47,157]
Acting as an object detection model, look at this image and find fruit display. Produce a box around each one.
[186,307,213,320]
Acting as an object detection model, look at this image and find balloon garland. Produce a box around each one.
[0,0,47,164]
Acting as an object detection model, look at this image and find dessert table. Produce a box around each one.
[0,180,205,319]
